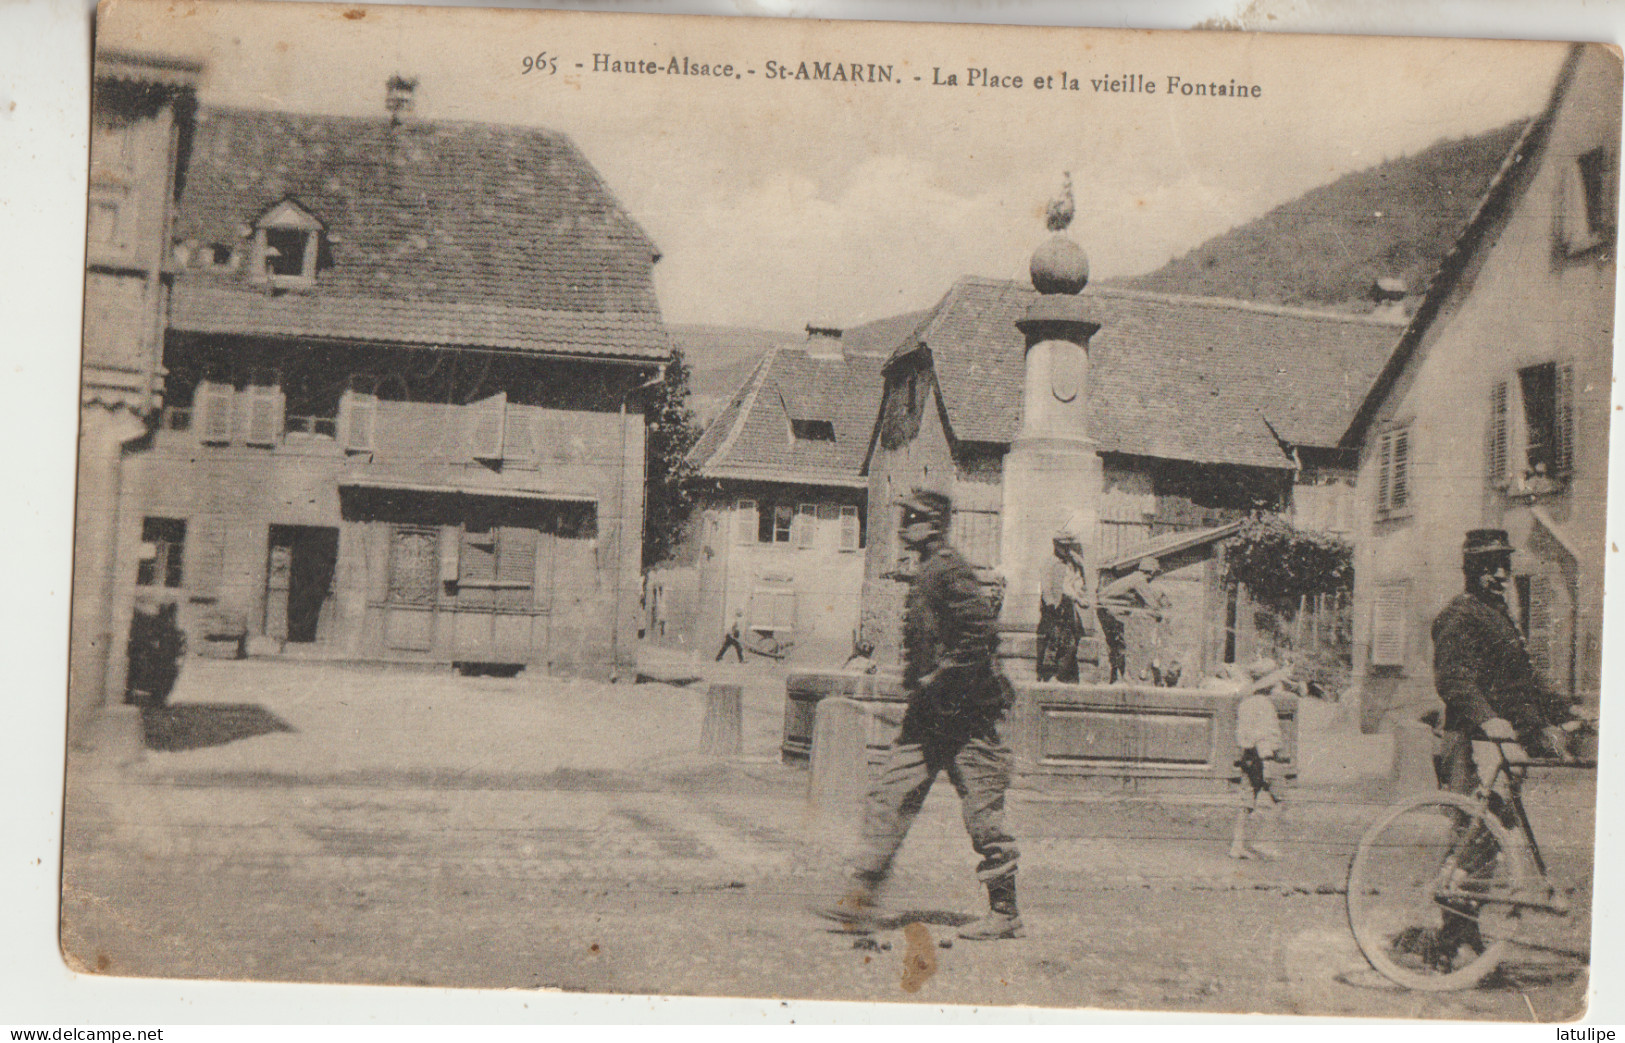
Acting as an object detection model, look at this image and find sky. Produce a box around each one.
[95,1,1571,331]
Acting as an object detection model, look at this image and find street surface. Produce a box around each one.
[61,658,1595,1019]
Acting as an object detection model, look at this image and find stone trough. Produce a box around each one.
[784,667,1300,791]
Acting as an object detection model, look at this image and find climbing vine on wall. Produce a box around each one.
[1221,516,1353,603]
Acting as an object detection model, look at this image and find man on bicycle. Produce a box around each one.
[1433,528,1578,793]
[1423,528,1579,969]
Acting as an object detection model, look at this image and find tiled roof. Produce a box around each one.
[688,346,886,487]
[169,107,668,361]
[889,277,1401,468]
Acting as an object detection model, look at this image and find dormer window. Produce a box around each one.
[252,199,323,289]
[791,419,836,442]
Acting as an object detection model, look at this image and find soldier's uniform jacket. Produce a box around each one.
[1432,590,1570,739]
[902,540,1002,718]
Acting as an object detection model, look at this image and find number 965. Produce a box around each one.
[522,52,557,75]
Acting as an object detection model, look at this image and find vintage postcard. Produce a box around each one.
[64,0,1618,1019]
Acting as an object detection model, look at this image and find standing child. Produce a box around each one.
[1231,689,1285,860]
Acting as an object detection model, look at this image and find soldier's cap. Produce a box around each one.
[1462,528,1516,557]
[899,489,951,523]
[1137,556,1160,573]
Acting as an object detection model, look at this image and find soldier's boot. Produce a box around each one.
[813,873,884,933]
[958,876,1025,941]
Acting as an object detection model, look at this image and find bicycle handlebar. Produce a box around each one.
[1485,738,1597,770]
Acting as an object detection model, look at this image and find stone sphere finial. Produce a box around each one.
[1031,172,1088,295]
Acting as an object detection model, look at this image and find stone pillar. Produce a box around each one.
[808,696,870,821]
[69,404,150,767]
[998,227,1103,652]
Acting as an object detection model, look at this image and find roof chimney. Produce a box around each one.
[805,323,844,358]
[386,75,418,125]
[1369,276,1408,323]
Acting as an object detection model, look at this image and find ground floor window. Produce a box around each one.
[750,587,797,633]
[137,517,186,588]
[457,520,538,611]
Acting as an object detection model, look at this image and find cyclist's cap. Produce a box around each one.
[1462,529,1516,557]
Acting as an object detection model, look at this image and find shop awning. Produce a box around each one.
[1101,520,1245,575]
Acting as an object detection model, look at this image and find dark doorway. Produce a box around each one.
[266,525,339,643]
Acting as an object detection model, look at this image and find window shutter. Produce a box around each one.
[198,383,234,444]
[1527,574,1554,679]
[735,501,756,545]
[503,406,534,464]
[1390,429,1409,510]
[459,522,497,610]
[345,396,377,452]
[1489,380,1509,486]
[839,506,860,552]
[245,377,282,447]
[1376,433,1392,514]
[496,526,537,611]
[344,376,378,453]
[1371,581,1408,667]
[467,392,506,461]
[438,527,460,585]
[1554,363,1576,478]
[797,504,817,548]
[186,516,226,595]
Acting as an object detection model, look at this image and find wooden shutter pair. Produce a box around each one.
[1488,363,1575,485]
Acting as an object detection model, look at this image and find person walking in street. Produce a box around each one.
[816,489,1023,941]
[715,609,745,663]
[1419,528,1581,970]
[1230,685,1285,860]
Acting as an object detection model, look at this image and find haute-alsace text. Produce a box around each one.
[592,54,738,77]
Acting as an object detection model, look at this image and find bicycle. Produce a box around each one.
[1345,736,1596,991]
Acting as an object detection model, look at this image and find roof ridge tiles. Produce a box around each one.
[946,272,1403,327]
[197,104,573,140]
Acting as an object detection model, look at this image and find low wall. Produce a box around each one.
[784,668,1298,784]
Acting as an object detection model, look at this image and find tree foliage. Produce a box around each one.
[642,347,703,569]
[1221,516,1353,603]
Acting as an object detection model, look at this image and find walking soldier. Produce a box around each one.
[817,489,1023,940]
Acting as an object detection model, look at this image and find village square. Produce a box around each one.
[56,7,1615,1021]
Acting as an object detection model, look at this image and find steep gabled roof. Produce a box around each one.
[168,107,669,361]
[687,346,887,488]
[886,277,1401,469]
[1340,46,1583,448]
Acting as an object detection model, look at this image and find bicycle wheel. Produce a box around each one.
[1346,791,1529,991]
